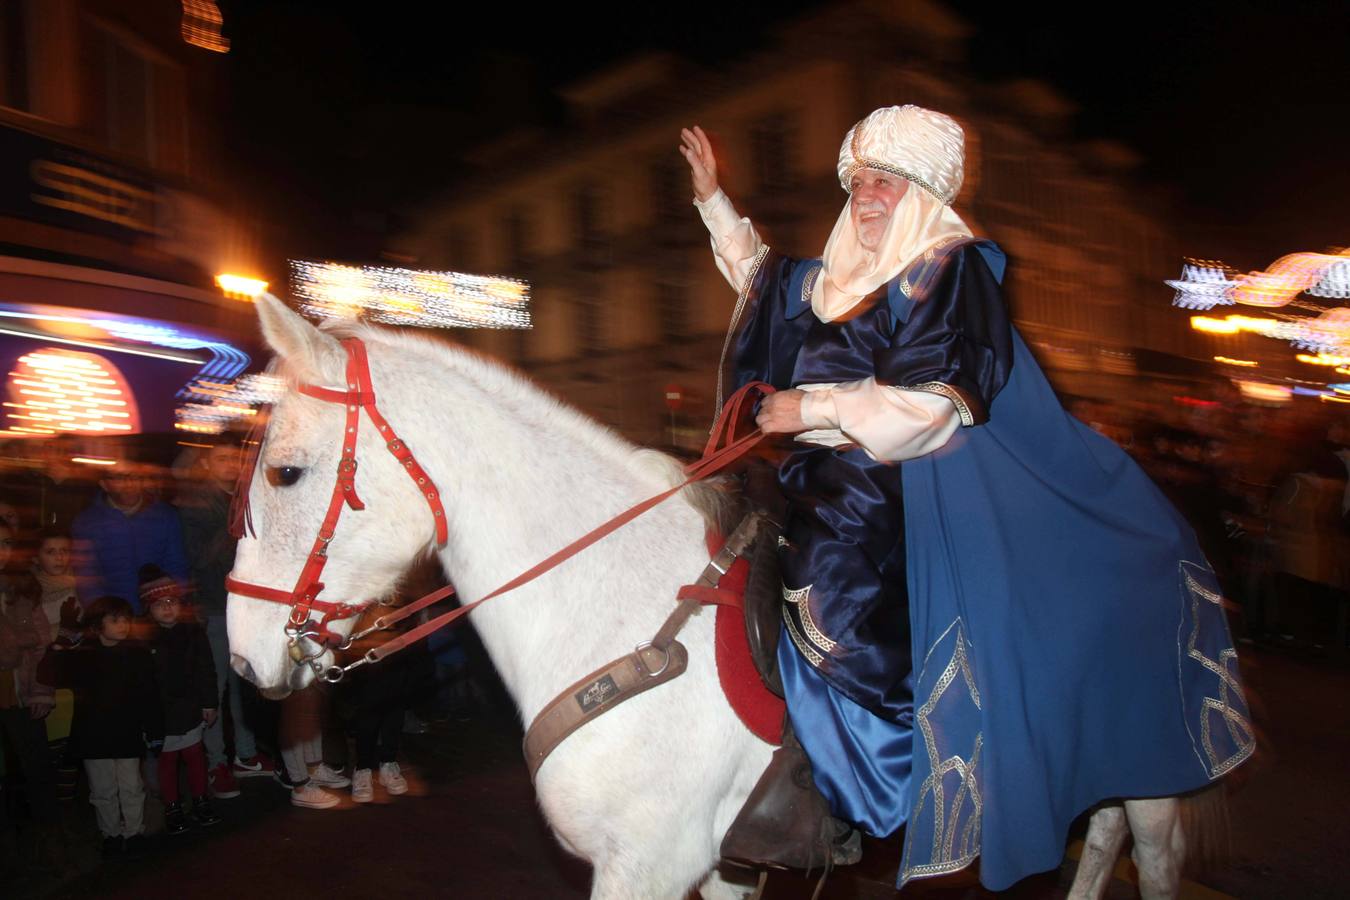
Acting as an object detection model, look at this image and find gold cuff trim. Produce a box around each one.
[903,381,976,427]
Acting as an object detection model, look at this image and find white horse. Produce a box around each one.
[227,295,1210,899]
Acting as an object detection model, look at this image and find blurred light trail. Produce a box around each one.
[1214,356,1259,367]
[289,263,531,329]
[1169,249,1350,309]
[182,1,229,53]
[216,274,269,299]
[1235,381,1292,404]
[71,456,117,466]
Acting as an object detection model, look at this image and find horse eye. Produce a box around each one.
[266,466,304,487]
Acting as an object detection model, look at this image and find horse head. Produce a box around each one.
[226,295,444,698]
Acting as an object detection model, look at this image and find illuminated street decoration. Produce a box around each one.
[1188,312,1347,353]
[1169,250,1350,309]
[2,350,139,436]
[216,274,269,299]
[289,262,531,329]
[0,303,255,436]
[182,1,230,53]
[176,373,284,435]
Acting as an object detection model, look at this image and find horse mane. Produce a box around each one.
[312,320,744,536]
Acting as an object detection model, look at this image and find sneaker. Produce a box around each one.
[290,782,340,810]
[378,762,408,796]
[190,796,223,828]
[164,802,191,836]
[309,763,351,789]
[233,754,276,779]
[351,768,373,804]
[208,762,241,799]
[101,835,124,859]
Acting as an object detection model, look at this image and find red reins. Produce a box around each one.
[226,334,773,681]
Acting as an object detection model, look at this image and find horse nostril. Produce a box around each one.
[231,654,257,684]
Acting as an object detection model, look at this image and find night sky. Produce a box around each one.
[219,0,1348,272]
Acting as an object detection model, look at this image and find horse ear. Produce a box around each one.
[255,293,344,385]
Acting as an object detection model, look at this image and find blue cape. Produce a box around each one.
[744,242,1254,890]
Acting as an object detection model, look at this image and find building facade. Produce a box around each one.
[0,0,258,439]
[397,0,1209,447]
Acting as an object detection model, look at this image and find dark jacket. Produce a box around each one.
[72,495,189,613]
[37,639,163,759]
[176,486,236,617]
[150,621,218,736]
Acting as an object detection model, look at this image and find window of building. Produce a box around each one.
[83,20,187,169]
[0,0,32,113]
[573,181,609,266]
[650,157,684,225]
[504,207,532,272]
[444,226,477,272]
[749,110,799,194]
[656,279,687,342]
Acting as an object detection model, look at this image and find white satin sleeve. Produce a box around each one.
[693,189,764,291]
[797,378,962,462]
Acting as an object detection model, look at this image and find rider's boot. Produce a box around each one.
[719,722,862,871]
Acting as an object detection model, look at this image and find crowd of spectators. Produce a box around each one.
[0,386,1345,881]
[0,435,465,882]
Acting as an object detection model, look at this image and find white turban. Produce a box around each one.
[836,105,966,203]
[814,105,974,322]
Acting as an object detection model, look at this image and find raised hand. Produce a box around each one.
[679,126,719,203]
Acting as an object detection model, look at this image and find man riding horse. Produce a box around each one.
[682,106,1254,892]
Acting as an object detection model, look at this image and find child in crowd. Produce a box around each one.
[142,567,222,834]
[0,522,61,862]
[30,529,79,802]
[31,530,74,637]
[38,596,162,859]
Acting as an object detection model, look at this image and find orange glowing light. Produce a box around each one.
[215,274,269,299]
[1214,356,1259,367]
[4,349,140,436]
[1191,316,1240,334]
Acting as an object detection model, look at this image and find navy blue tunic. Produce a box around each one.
[726,240,1254,890]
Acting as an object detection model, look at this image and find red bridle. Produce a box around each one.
[224,337,448,668]
[225,331,774,685]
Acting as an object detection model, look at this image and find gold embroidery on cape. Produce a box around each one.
[901,620,984,884]
[783,583,836,652]
[713,245,771,414]
[1180,565,1255,778]
[802,265,821,308]
[781,603,823,667]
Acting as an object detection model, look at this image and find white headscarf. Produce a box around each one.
[814,105,974,322]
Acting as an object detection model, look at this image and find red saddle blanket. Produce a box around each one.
[704,533,784,746]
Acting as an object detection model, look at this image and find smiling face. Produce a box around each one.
[848,168,909,252]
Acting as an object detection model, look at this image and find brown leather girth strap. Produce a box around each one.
[522,512,767,780]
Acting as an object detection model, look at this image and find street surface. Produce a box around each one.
[12,646,1348,899]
